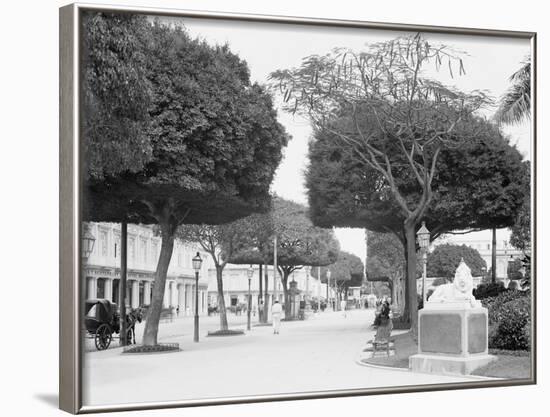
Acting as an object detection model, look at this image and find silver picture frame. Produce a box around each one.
[60,2,537,414]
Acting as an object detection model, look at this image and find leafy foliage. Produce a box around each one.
[83,18,290,226]
[507,258,524,281]
[482,291,531,350]
[494,59,531,126]
[510,183,531,252]
[307,118,528,237]
[366,232,405,280]
[82,12,154,180]
[427,243,486,278]
[473,281,507,300]
[320,251,364,291]
[270,34,492,232]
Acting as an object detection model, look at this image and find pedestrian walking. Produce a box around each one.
[341,299,347,318]
[272,300,282,334]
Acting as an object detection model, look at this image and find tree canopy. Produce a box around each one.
[224,197,339,315]
[82,12,153,180]
[84,17,290,227]
[320,251,364,294]
[307,117,528,240]
[81,13,289,346]
[227,197,340,269]
[427,243,486,278]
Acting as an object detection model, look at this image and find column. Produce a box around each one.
[87,277,97,300]
[163,284,170,308]
[178,284,185,311]
[185,284,191,315]
[131,280,139,308]
[143,281,151,306]
[104,278,113,302]
[171,282,178,307]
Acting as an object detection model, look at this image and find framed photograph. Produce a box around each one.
[60,2,536,414]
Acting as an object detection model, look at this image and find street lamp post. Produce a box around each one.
[416,221,430,306]
[317,266,321,314]
[192,252,203,343]
[304,265,310,307]
[326,269,332,311]
[247,265,254,331]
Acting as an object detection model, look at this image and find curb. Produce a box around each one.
[354,354,502,380]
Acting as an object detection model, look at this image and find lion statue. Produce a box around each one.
[428,259,481,308]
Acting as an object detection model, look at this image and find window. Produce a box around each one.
[113,233,120,258]
[100,231,108,257]
[129,237,136,261]
[152,241,159,262]
[141,238,148,263]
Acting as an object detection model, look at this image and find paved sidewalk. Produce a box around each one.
[83,309,478,406]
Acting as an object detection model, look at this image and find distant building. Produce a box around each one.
[433,228,523,286]
[84,222,332,316]
[206,265,329,311]
[83,222,211,315]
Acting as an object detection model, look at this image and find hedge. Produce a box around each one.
[482,291,530,351]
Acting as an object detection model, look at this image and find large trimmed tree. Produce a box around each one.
[270,34,492,332]
[319,251,364,308]
[82,14,289,346]
[228,197,339,317]
[426,244,486,279]
[224,212,275,322]
[305,114,527,327]
[272,199,340,316]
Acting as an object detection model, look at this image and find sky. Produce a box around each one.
[161,15,532,261]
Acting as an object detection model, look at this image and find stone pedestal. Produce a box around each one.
[409,302,496,375]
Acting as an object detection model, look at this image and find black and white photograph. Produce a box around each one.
[55,1,539,414]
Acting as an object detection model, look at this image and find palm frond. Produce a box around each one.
[494,59,531,126]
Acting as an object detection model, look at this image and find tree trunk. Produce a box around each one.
[491,227,497,284]
[282,272,290,317]
[143,219,176,346]
[216,266,229,331]
[394,274,405,317]
[401,244,411,326]
[404,220,418,337]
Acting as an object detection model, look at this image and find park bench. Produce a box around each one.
[364,319,395,357]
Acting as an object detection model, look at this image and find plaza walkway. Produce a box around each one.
[82,308,477,407]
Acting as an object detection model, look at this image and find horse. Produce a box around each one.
[125,308,143,345]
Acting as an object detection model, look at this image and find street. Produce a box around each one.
[83,308,476,406]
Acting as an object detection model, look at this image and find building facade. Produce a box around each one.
[83,222,212,315]
[206,265,330,311]
[436,228,523,283]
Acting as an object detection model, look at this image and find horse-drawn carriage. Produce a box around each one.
[84,299,143,351]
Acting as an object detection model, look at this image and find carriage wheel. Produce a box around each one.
[95,324,112,350]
